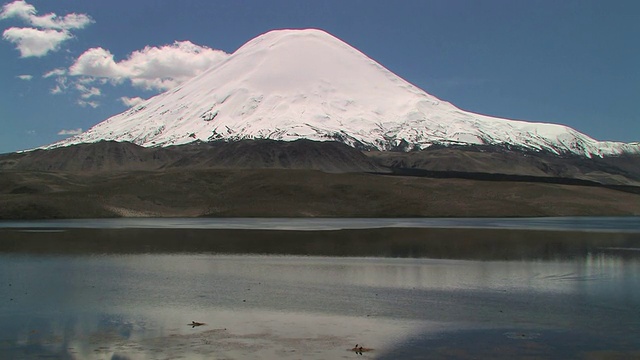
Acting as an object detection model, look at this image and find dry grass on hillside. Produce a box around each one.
[1,169,640,219]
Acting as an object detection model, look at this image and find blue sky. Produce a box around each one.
[1,0,638,153]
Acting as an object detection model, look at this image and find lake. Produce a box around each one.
[1,217,639,359]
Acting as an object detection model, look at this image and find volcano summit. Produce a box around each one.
[46,29,638,158]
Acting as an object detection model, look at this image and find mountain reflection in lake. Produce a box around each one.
[1,219,639,359]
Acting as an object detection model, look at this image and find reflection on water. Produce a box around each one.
[1,253,639,359]
[1,219,640,359]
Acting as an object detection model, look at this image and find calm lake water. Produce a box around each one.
[1,217,639,359]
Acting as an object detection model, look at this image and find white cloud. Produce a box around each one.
[43,68,66,78]
[120,96,145,107]
[29,12,92,31]
[0,0,93,30]
[0,1,92,57]
[76,76,99,84]
[65,41,228,109]
[57,128,82,135]
[76,99,99,108]
[45,72,102,105]
[0,0,32,21]
[69,47,126,79]
[75,83,101,99]
[49,76,68,94]
[69,41,229,90]
[17,74,32,80]
[2,27,71,57]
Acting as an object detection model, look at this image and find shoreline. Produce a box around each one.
[2,226,639,259]
[1,215,639,231]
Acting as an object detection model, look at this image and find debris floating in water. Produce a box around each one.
[189,321,206,328]
[351,344,372,355]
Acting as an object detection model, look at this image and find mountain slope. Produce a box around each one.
[45,29,639,158]
[3,139,384,173]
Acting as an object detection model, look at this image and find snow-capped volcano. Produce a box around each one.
[47,29,639,157]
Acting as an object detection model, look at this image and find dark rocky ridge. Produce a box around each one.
[2,139,640,219]
[366,145,640,187]
[3,140,640,186]
[0,139,386,173]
